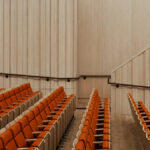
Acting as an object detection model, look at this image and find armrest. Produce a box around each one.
[145,120,150,123]
[42,120,50,125]
[97,119,104,121]
[142,116,148,119]
[12,102,19,105]
[26,139,36,142]
[93,141,103,144]
[18,100,23,102]
[50,111,57,115]
[94,134,103,137]
[33,131,41,137]
[7,105,13,108]
[54,108,59,111]
[17,148,30,150]
[96,128,103,131]
[98,110,104,113]
[26,139,36,145]
[96,123,104,126]
[47,116,53,120]
[33,131,41,134]
[60,102,65,104]
[38,125,46,130]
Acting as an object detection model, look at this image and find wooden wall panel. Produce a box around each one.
[45,0,51,95]
[144,50,150,111]
[22,0,28,84]
[4,0,10,88]
[51,0,59,91]
[58,0,66,91]
[77,0,150,98]
[0,0,4,87]
[112,48,150,115]
[0,0,77,96]
[18,0,24,85]
[10,0,17,87]
[66,0,74,95]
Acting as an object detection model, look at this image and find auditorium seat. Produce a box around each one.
[72,89,110,150]
[0,83,42,129]
[0,86,75,150]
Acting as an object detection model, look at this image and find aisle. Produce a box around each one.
[112,114,145,150]
[57,110,85,150]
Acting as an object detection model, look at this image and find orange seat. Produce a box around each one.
[0,130,17,150]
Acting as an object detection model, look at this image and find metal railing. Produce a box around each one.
[0,72,110,82]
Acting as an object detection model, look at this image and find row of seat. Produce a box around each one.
[0,83,42,129]
[0,86,75,150]
[72,89,110,150]
[0,88,5,92]
[128,93,150,148]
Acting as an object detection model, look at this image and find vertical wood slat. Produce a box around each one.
[4,0,10,89]
[51,0,59,91]
[58,0,66,91]
[66,0,74,95]
[33,0,40,91]
[0,0,4,87]
[45,0,51,95]
[22,0,28,84]
[73,0,77,96]
[28,0,34,87]
[17,0,23,85]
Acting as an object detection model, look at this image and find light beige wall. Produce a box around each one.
[111,48,150,115]
[77,0,150,98]
[0,0,77,95]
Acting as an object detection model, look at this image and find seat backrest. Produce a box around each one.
[25,112,39,132]
[0,100,8,110]
[0,95,4,102]
[37,103,47,120]
[3,92,10,100]
[0,138,4,150]
[8,90,14,98]
[41,100,51,116]
[19,117,33,139]
[31,107,43,125]
[26,83,32,94]
[0,130,17,150]
[9,122,27,148]
[11,95,18,103]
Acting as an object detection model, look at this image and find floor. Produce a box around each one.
[57,101,145,150]
[111,114,145,150]
[57,110,85,150]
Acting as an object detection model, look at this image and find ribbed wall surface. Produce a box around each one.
[0,0,77,95]
[111,48,150,115]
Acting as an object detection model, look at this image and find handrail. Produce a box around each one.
[0,72,110,82]
[111,46,150,73]
[107,77,150,89]
[80,75,111,79]
[2,72,150,89]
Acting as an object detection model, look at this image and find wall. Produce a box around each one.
[0,0,77,96]
[111,47,150,115]
[77,0,150,99]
